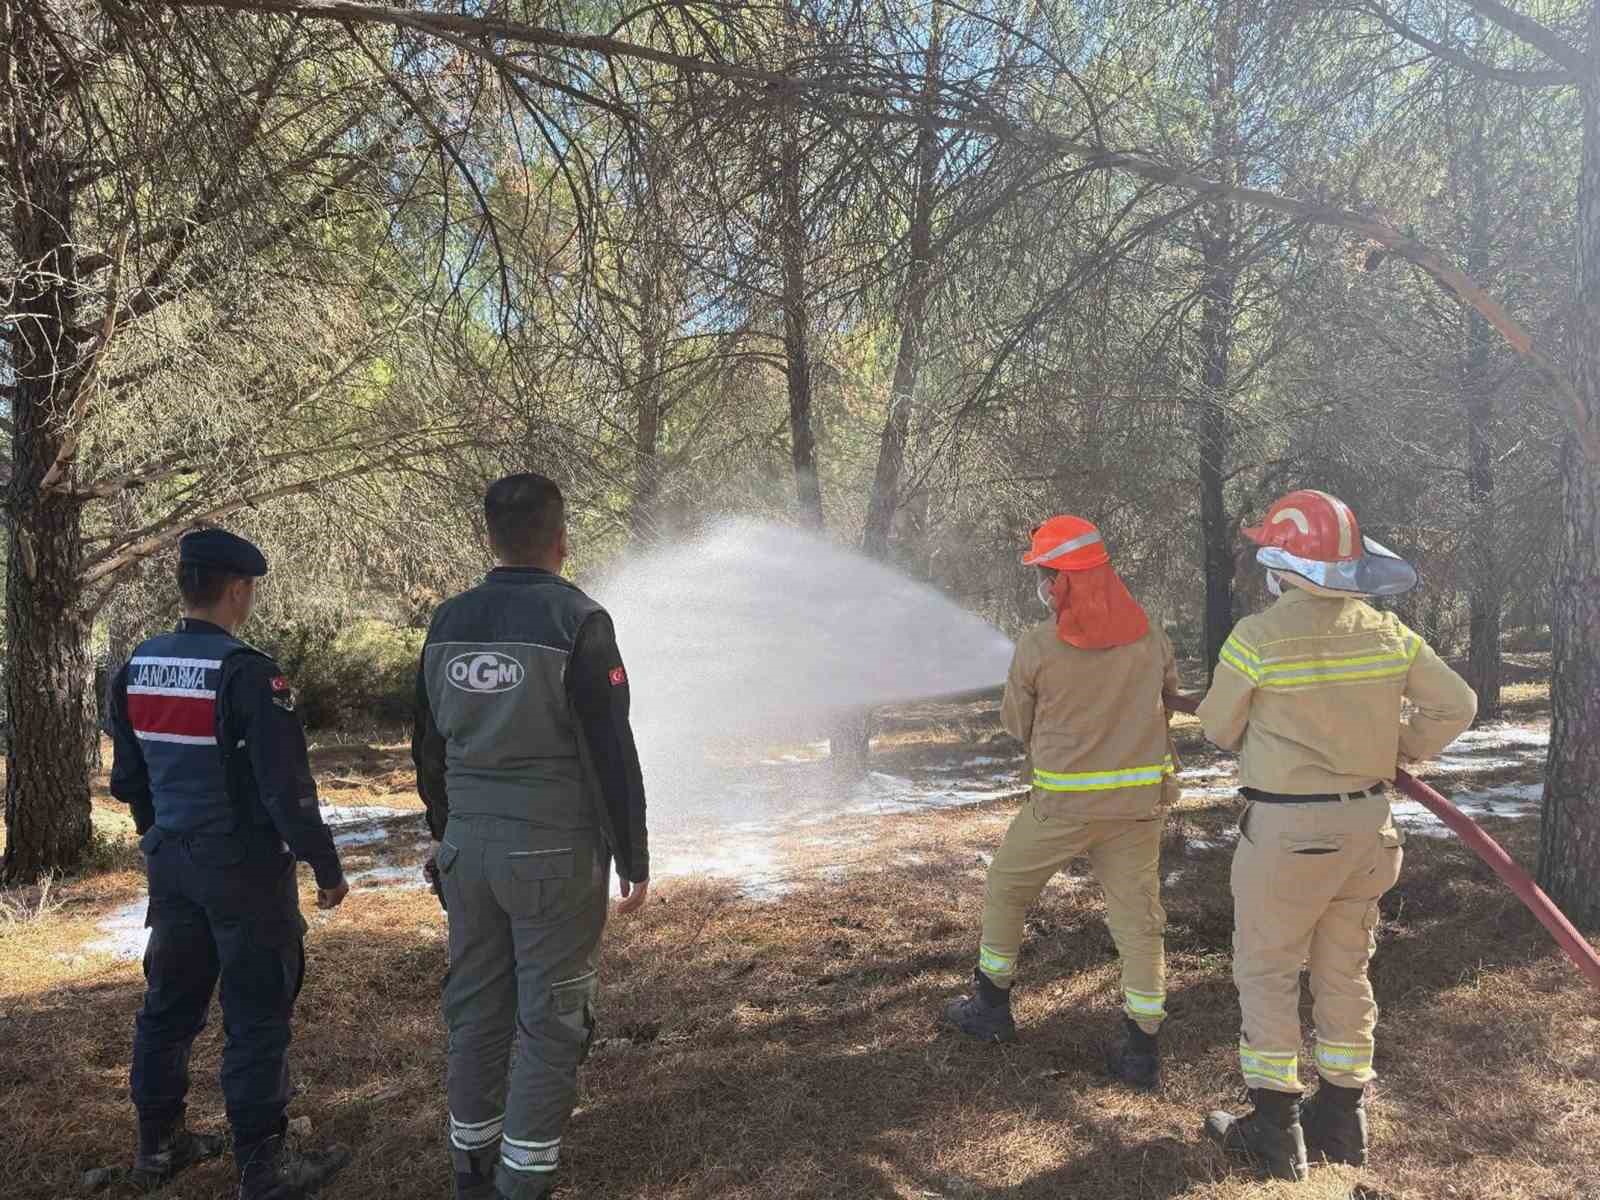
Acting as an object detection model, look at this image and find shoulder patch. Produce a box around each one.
[609,666,627,687]
[270,675,291,693]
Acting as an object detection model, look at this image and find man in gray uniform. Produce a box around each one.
[413,473,649,1200]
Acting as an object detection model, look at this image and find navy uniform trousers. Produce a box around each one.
[131,827,307,1151]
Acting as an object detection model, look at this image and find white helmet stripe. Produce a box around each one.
[1034,529,1103,563]
[1271,507,1311,535]
[1307,490,1355,557]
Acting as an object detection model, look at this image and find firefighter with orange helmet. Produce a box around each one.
[942,516,1180,1091]
[1198,491,1475,1181]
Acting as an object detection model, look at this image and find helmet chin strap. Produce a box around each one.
[1038,577,1056,613]
[1265,569,1284,598]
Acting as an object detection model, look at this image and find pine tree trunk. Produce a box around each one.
[630,267,666,546]
[1463,100,1502,720]
[1537,47,1600,928]
[1198,1,1240,682]
[862,11,941,565]
[779,132,824,530]
[2,24,95,881]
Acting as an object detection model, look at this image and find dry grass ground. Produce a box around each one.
[2,691,1598,1200]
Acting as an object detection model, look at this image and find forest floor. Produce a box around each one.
[2,657,1596,1200]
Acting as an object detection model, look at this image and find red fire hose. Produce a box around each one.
[1163,691,1600,990]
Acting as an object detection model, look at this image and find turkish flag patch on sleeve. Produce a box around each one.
[271,675,291,693]
[609,666,628,687]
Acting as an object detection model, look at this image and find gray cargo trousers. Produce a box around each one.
[436,814,608,1200]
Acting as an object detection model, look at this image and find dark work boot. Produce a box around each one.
[1205,1088,1309,1183]
[1105,1016,1160,1092]
[454,1147,498,1200]
[941,969,1018,1043]
[237,1132,352,1200]
[1301,1082,1368,1167]
[129,1114,227,1190]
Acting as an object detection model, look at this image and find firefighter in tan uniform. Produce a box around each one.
[943,516,1179,1091]
[1198,491,1476,1181]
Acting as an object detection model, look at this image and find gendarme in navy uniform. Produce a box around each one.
[105,529,352,1200]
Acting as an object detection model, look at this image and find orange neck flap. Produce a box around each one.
[1048,562,1151,650]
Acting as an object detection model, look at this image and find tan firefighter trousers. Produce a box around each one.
[979,797,1167,1034]
[1231,793,1405,1093]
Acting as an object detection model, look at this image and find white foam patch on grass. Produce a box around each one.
[1392,782,1544,837]
[85,900,149,961]
[348,864,428,889]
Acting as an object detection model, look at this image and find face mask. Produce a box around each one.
[1266,570,1283,598]
[1038,577,1056,613]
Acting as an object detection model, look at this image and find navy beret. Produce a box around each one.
[178,528,269,577]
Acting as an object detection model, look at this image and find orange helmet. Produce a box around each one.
[1021,515,1110,571]
[1242,490,1362,562]
[1243,490,1417,597]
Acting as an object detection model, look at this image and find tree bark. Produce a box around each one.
[629,265,667,546]
[1537,33,1600,928]
[1198,2,1240,682]
[1462,87,1503,720]
[2,18,96,880]
[778,128,824,529]
[862,10,941,565]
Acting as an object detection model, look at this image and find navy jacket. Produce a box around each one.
[107,620,343,889]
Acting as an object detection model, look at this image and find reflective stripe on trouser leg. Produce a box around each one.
[1314,1041,1374,1080]
[1239,1041,1303,1092]
[450,1112,506,1152]
[501,1135,560,1178]
[977,945,1017,983]
[1086,818,1166,1034]
[979,804,1100,990]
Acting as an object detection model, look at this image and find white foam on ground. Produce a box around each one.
[1392,783,1544,837]
[348,864,428,889]
[85,900,150,961]
[320,805,414,827]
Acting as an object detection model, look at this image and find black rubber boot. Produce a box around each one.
[1205,1088,1309,1183]
[1301,1082,1368,1167]
[941,969,1018,1043]
[237,1131,352,1200]
[1104,1016,1160,1092]
[129,1114,227,1190]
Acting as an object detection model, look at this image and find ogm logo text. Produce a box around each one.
[446,652,525,694]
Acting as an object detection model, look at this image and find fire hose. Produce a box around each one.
[1163,690,1600,990]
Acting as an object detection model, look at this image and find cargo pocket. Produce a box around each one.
[435,840,461,875]
[1364,824,1405,899]
[503,847,580,921]
[188,834,247,868]
[551,970,598,1066]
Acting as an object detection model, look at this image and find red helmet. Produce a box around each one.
[1243,490,1417,597]
[1242,490,1362,562]
[1021,515,1110,571]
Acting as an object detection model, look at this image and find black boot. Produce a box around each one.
[1301,1082,1368,1167]
[941,969,1018,1043]
[237,1130,352,1200]
[1105,1016,1160,1091]
[129,1113,227,1190]
[1205,1088,1309,1183]
[454,1147,498,1200]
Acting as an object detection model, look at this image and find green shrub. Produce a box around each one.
[255,619,423,730]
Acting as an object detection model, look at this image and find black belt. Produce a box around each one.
[1242,785,1386,805]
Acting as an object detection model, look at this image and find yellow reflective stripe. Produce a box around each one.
[1123,988,1166,1019]
[978,946,1016,977]
[1239,1041,1302,1090]
[1033,756,1174,793]
[1257,649,1413,676]
[1218,646,1260,684]
[1315,1041,1374,1074]
[1258,663,1412,690]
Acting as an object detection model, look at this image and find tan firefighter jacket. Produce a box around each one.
[1197,588,1477,794]
[1001,621,1179,820]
